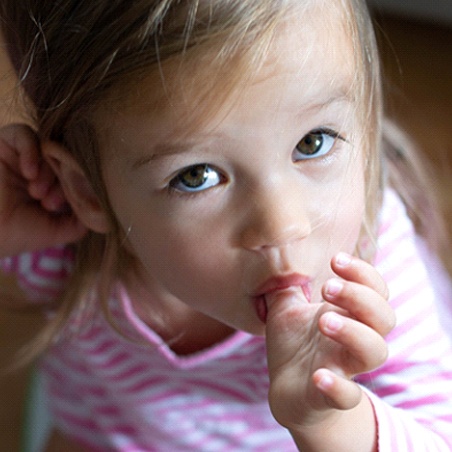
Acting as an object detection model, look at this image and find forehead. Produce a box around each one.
[253,5,354,101]
[98,1,356,149]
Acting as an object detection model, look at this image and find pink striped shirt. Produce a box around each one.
[3,189,452,450]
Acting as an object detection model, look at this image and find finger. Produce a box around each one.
[4,208,87,254]
[39,214,88,247]
[318,311,389,373]
[331,253,389,300]
[313,368,362,411]
[41,184,67,213]
[0,124,41,180]
[323,278,396,336]
[28,160,58,200]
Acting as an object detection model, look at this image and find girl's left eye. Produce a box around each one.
[169,164,222,193]
[293,129,343,161]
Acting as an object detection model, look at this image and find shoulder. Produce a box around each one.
[374,189,452,338]
[0,245,74,301]
[374,189,431,302]
[374,188,417,270]
[376,189,413,249]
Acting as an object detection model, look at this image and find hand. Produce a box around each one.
[265,253,395,432]
[0,123,86,257]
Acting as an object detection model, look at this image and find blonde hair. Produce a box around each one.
[0,0,444,364]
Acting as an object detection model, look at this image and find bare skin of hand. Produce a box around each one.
[0,124,86,257]
[265,253,395,448]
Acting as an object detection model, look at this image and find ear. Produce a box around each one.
[42,141,110,233]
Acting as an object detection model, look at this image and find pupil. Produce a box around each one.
[303,133,322,155]
[183,165,207,187]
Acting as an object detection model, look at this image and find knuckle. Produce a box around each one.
[382,309,397,336]
[376,342,389,367]
[359,343,387,372]
[381,281,390,300]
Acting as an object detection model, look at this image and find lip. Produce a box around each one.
[252,273,312,323]
[254,273,312,299]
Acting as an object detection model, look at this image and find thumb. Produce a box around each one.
[265,289,316,374]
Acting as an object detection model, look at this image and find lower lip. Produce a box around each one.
[255,296,268,323]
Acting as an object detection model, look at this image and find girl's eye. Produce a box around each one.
[169,164,222,193]
[293,129,342,161]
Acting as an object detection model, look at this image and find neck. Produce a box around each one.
[126,280,235,355]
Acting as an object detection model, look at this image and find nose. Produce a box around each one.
[239,180,311,251]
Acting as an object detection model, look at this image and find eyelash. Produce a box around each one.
[168,127,346,196]
[293,127,345,161]
[168,164,225,197]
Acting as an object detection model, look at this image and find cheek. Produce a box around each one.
[125,215,234,296]
[320,155,366,251]
[338,162,366,250]
[102,161,241,303]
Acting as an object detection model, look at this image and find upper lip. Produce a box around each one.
[253,273,312,299]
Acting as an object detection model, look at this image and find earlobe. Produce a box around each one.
[42,141,110,234]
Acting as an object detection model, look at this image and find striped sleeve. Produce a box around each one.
[356,190,452,450]
[0,246,74,301]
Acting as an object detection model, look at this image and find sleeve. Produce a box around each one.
[0,245,74,302]
[355,189,452,450]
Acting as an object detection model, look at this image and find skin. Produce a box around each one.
[0,4,395,451]
[0,124,85,257]
[99,13,365,342]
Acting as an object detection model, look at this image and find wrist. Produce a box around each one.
[286,394,377,452]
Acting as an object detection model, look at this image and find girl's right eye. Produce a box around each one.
[169,164,223,193]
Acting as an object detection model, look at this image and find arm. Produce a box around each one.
[355,229,452,450]
[45,429,86,452]
[357,291,452,450]
[1,245,75,302]
[287,392,378,452]
[266,254,392,451]
[265,190,452,451]
[267,251,452,451]
[0,124,83,304]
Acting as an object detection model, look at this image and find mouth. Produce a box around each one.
[253,274,312,323]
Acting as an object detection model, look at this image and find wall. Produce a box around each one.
[367,0,452,24]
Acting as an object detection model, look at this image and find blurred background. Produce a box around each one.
[0,2,451,450]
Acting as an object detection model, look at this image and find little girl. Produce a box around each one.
[1,0,452,450]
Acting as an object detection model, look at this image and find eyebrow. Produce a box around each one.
[131,138,215,169]
[132,88,355,169]
[302,89,355,113]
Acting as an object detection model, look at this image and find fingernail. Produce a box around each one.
[317,371,334,390]
[336,252,352,267]
[326,279,343,297]
[325,312,343,332]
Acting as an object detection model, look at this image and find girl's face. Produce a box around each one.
[100,9,365,337]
